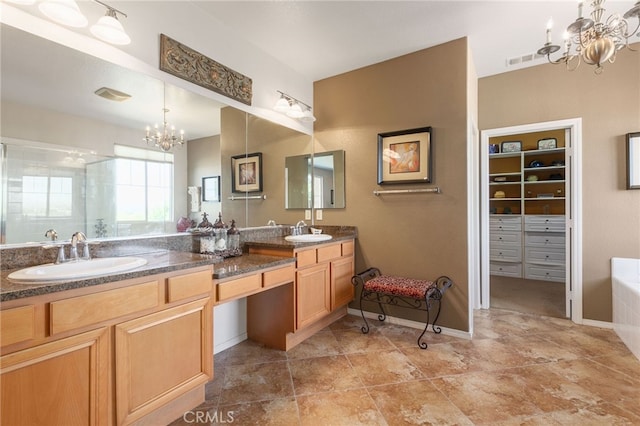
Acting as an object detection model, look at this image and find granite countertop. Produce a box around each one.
[242,228,357,250]
[0,251,293,302]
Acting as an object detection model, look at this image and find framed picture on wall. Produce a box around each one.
[377,126,432,184]
[231,152,263,193]
[202,176,220,202]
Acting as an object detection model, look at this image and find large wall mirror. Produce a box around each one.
[285,150,345,209]
[0,23,313,245]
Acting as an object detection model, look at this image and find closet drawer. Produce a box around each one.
[525,247,565,264]
[490,261,522,278]
[524,264,565,282]
[524,216,565,232]
[490,232,521,245]
[490,246,522,262]
[490,217,522,232]
[525,232,565,248]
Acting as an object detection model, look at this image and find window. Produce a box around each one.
[115,158,173,222]
[22,175,73,217]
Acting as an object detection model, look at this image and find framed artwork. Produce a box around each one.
[231,152,263,193]
[537,138,557,150]
[627,132,640,190]
[202,176,220,202]
[377,126,432,184]
[500,141,522,153]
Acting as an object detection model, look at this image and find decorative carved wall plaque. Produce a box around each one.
[159,34,252,106]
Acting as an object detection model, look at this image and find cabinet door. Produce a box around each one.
[1,327,109,426]
[296,263,331,330]
[115,298,212,425]
[331,256,354,310]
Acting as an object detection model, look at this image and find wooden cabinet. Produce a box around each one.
[1,327,109,426]
[248,238,355,349]
[296,262,331,329]
[331,254,355,309]
[0,265,214,426]
[115,298,212,425]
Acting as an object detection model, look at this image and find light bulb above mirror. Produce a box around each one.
[273,91,316,122]
[18,0,131,45]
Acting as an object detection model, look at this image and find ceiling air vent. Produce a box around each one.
[506,52,545,67]
[94,87,132,102]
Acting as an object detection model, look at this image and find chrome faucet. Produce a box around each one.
[43,229,67,263]
[44,229,58,241]
[294,220,307,235]
[70,231,88,261]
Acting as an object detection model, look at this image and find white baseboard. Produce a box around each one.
[214,333,247,354]
[347,307,471,340]
[581,318,614,329]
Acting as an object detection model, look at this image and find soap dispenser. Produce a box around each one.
[227,219,240,251]
[213,212,227,252]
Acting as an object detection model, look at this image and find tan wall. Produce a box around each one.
[479,46,640,322]
[187,135,221,224]
[314,38,470,331]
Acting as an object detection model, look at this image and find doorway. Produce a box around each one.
[479,118,583,323]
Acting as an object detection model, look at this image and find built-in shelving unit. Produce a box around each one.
[488,132,567,282]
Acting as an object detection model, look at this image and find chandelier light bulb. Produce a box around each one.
[38,0,88,28]
[537,0,640,73]
[90,9,131,45]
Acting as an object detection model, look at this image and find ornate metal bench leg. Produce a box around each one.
[417,319,430,349]
[359,289,370,334]
[376,292,387,322]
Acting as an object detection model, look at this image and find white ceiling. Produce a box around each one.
[2,1,638,142]
[194,0,638,80]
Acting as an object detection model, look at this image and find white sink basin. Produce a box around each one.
[284,234,333,242]
[8,257,148,283]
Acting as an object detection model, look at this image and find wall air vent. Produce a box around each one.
[506,52,545,67]
[94,87,132,102]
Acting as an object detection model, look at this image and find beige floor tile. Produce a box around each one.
[347,349,424,386]
[431,371,543,423]
[332,327,395,354]
[368,379,474,425]
[215,398,300,426]
[286,330,342,360]
[173,309,640,425]
[219,361,294,405]
[297,388,386,426]
[289,355,363,395]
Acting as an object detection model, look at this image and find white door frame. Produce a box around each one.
[478,118,583,323]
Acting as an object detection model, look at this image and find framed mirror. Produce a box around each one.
[627,132,640,189]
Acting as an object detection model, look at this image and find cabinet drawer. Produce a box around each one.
[216,274,261,302]
[524,215,565,232]
[317,244,342,262]
[50,280,160,335]
[490,262,522,277]
[1,305,36,347]
[490,246,522,262]
[490,217,522,232]
[296,249,317,268]
[525,232,565,248]
[490,232,521,245]
[166,269,212,303]
[341,240,355,256]
[263,264,295,288]
[525,264,566,282]
[525,247,565,264]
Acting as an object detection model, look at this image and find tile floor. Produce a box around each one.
[170,309,640,425]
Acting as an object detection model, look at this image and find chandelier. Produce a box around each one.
[537,0,640,73]
[143,86,186,152]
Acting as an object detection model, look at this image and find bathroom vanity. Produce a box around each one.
[0,227,356,425]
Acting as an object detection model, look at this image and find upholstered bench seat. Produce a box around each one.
[352,268,453,349]
[364,275,436,300]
